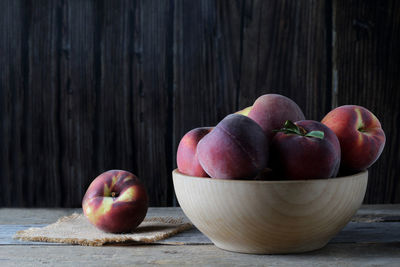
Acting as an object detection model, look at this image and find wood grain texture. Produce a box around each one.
[173,169,368,254]
[238,0,331,121]
[2,206,400,245]
[173,0,240,145]
[0,0,63,206]
[333,0,400,203]
[61,0,173,206]
[172,0,243,204]
[2,243,400,266]
[0,0,25,206]
[0,0,173,207]
[58,0,98,207]
[130,0,174,206]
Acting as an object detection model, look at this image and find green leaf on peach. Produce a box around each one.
[305,131,324,139]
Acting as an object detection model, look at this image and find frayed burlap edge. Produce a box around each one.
[14,213,193,246]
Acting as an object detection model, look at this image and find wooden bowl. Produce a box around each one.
[172,169,368,254]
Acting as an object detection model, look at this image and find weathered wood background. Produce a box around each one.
[0,0,399,207]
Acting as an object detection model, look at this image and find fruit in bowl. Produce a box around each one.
[322,105,386,172]
[82,170,148,233]
[271,120,341,180]
[176,127,213,177]
[172,169,368,254]
[248,94,305,141]
[197,114,268,179]
[173,93,384,254]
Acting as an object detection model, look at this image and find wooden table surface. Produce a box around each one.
[1,205,399,266]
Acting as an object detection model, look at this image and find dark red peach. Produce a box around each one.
[197,114,268,179]
[271,120,341,180]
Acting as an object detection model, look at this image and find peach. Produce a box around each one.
[321,105,386,171]
[271,120,341,180]
[248,94,305,140]
[197,114,268,179]
[235,106,252,116]
[82,170,148,233]
[176,127,213,177]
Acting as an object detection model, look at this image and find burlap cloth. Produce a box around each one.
[14,213,193,246]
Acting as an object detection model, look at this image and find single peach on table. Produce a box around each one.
[321,105,385,172]
[197,114,268,179]
[271,120,341,180]
[82,170,148,233]
[177,127,213,177]
[248,94,305,141]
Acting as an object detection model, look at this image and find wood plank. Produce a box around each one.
[3,221,400,246]
[61,0,174,207]
[172,0,243,204]
[0,0,24,206]
[1,206,399,246]
[1,243,400,266]
[0,0,174,207]
[2,205,398,225]
[0,0,63,206]
[173,0,241,149]
[333,0,400,203]
[130,0,174,206]
[90,0,135,188]
[57,0,99,207]
[238,0,331,121]
[60,0,168,207]
[0,224,48,245]
[162,221,400,245]
[1,237,400,265]
[26,0,63,207]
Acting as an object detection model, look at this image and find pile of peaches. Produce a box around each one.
[81,93,386,234]
[177,94,386,180]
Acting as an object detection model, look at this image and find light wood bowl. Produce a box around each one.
[172,169,368,254]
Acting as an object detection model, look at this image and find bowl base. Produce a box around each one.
[213,240,329,255]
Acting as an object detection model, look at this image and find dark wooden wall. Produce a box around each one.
[0,0,399,207]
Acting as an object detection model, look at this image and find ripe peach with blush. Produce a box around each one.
[248,94,305,140]
[82,170,148,233]
[177,127,213,177]
[322,105,385,171]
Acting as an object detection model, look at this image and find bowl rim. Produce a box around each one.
[172,169,368,184]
